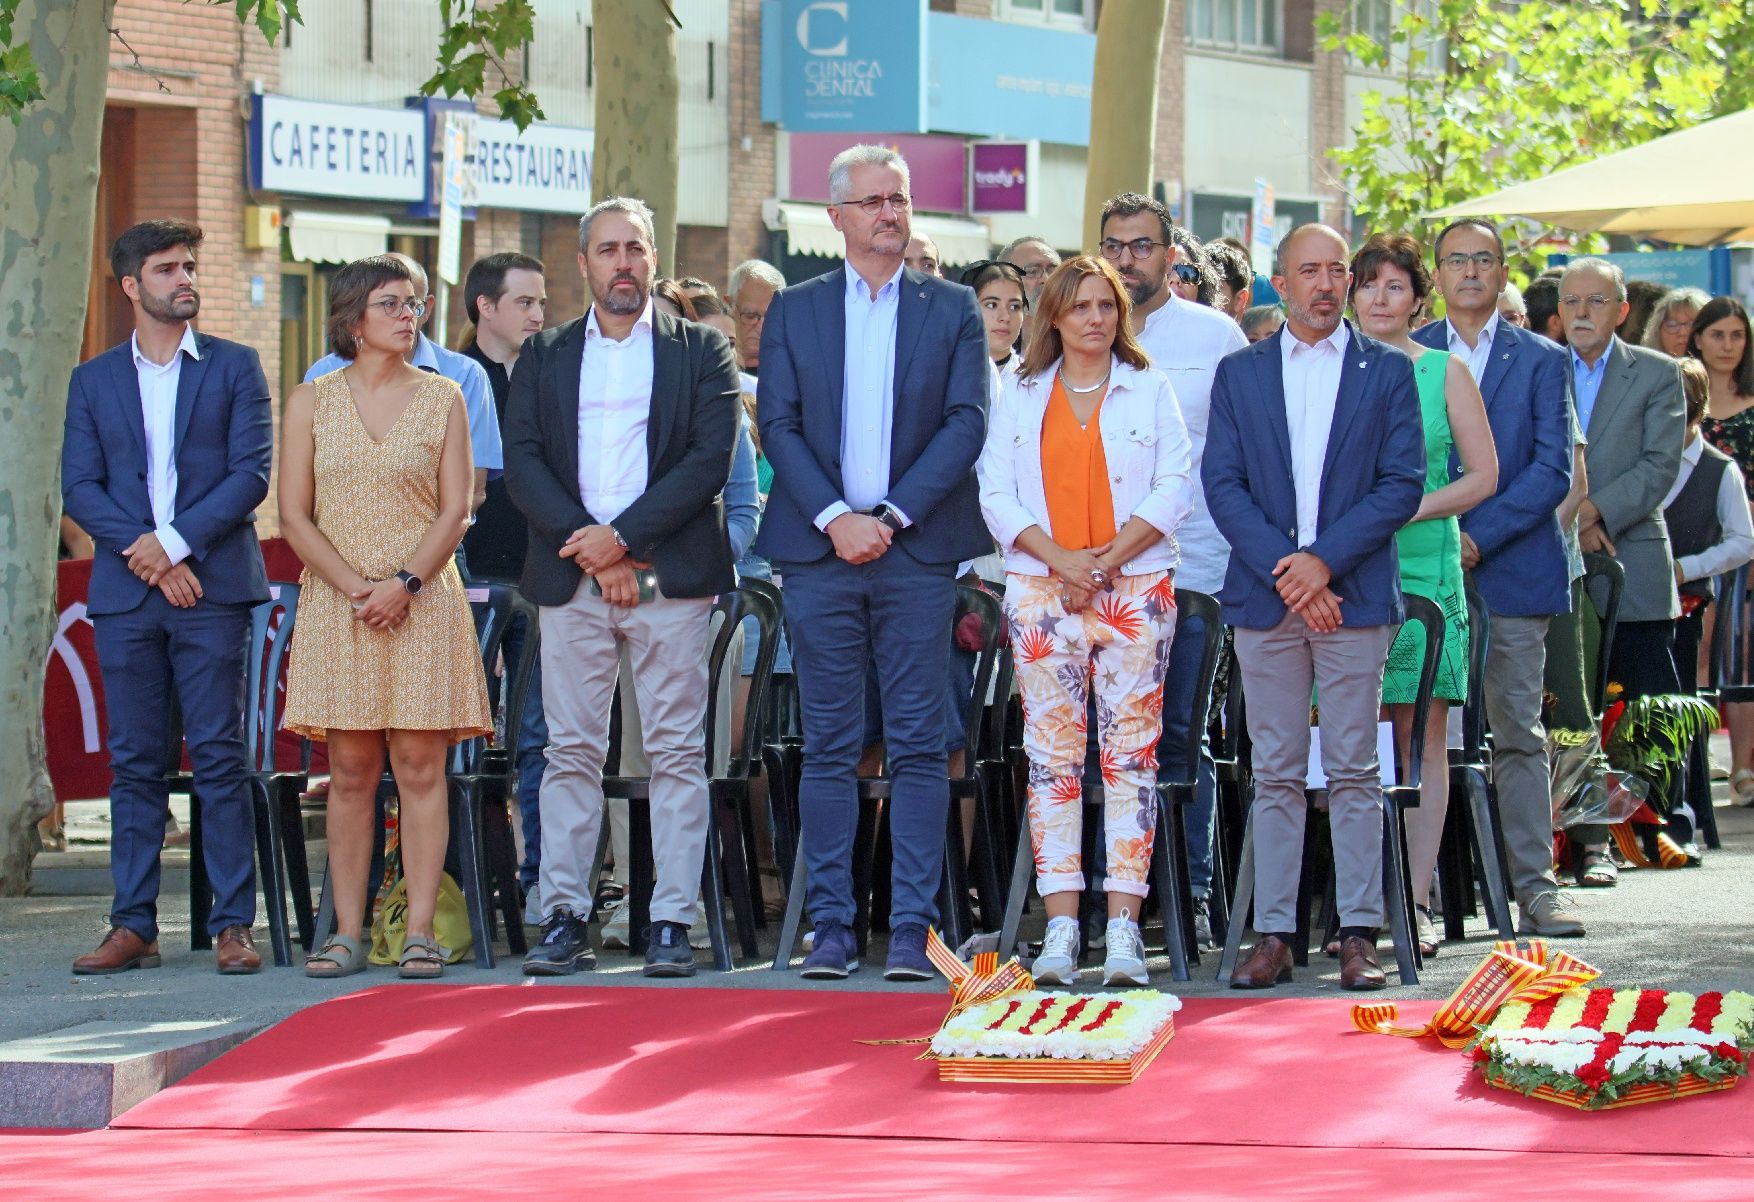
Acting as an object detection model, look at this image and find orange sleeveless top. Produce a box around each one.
[1040,376,1117,552]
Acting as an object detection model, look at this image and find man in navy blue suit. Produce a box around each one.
[756,145,990,981]
[1203,224,1426,991]
[61,220,273,975]
[1415,218,1582,938]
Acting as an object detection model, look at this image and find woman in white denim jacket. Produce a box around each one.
[976,255,1194,987]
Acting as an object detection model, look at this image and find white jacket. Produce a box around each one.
[977,356,1194,577]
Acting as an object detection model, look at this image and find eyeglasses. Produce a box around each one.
[842,192,911,216]
[370,297,427,318]
[1098,237,1167,262]
[959,259,1030,289]
[1438,252,1501,273]
[1172,263,1203,285]
[1661,317,1694,333]
[1559,294,1616,310]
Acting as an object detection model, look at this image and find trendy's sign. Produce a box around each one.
[771,0,927,133]
[472,119,594,213]
[970,141,1035,215]
[250,95,427,202]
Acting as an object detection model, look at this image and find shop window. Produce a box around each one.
[1347,0,1443,69]
[1186,0,1283,56]
[999,0,1094,31]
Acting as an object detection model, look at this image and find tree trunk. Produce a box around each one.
[0,0,113,894]
[592,4,681,270]
[1083,0,1170,248]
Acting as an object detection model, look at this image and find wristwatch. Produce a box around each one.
[396,570,423,595]
[611,526,630,551]
[871,503,905,535]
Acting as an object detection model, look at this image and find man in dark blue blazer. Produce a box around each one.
[1204,225,1425,991]
[1415,217,1581,938]
[755,145,990,981]
[61,220,273,975]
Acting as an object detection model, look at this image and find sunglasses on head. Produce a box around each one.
[1172,263,1202,285]
[960,259,1030,288]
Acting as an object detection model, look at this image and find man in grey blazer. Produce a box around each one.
[1561,257,1686,869]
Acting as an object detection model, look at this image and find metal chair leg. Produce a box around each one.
[1217,807,1255,984]
[997,823,1034,962]
[772,839,808,971]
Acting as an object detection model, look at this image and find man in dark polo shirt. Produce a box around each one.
[461,251,549,921]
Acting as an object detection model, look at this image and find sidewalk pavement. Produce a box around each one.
[5,758,1751,1045]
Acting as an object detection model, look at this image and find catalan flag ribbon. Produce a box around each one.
[1351,940,1601,1048]
[858,929,1037,1051]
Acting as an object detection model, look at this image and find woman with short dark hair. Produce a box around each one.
[280,254,491,979]
[1348,232,1497,956]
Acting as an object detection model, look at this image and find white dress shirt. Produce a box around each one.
[132,327,199,566]
[1135,294,1248,593]
[1445,310,1501,385]
[1280,322,1349,548]
[816,264,905,530]
[577,299,654,525]
[1663,435,1754,583]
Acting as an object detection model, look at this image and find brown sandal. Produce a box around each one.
[398,935,447,979]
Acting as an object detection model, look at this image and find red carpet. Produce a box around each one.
[110,984,1753,1157]
[2,1129,1750,1202]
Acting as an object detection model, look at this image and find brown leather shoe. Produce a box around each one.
[1339,935,1387,991]
[215,925,263,975]
[72,926,161,975]
[1230,934,1294,989]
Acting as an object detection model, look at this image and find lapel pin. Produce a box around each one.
[918,290,927,299]
[1502,352,1510,360]
[1358,361,1367,368]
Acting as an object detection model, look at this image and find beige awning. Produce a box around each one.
[286,211,391,265]
[1433,109,1754,244]
[769,202,993,265]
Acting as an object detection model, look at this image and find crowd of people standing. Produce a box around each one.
[59,142,1754,989]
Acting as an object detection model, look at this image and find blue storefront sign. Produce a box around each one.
[763,0,927,133]
[250,94,428,203]
[1545,248,1729,296]
[925,15,1094,147]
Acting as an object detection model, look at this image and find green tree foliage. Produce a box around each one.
[1321,0,1754,250]
[0,1,545,129]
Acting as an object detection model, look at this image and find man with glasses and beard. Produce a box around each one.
[503,197,741,978]
[1098,192,1246,947]
[756,144,991,981]
[62,220,275,975]
[1414,218,1581,937]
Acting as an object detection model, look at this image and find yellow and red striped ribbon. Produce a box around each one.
[1351,940,1601,1048]
[859,928,1036,1050]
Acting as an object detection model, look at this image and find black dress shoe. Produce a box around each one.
[643,921,697,978]
[523,907,596,976]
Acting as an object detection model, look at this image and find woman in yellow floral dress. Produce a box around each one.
[976,256,1194,987]
[280,254,491,980]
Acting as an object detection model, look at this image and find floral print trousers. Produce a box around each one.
[1004,571,1177,900]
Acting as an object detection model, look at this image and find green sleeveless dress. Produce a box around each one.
[1383,349,1468,704]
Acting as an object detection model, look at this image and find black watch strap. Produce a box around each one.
[873,504,905,534]
[396,570,423,594]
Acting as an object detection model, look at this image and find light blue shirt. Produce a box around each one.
[726,413,761,563]
[305,332,503,474]
[1570,335,1614,434]
[815,264,908,530]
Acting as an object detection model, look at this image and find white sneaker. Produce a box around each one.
[1102,911,1149,986]
[522,884,542,928]
[601,898,712,949]
[1032,917,1082,985]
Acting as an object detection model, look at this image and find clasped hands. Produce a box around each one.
[123,531,201,609]
[562,524,644,608]
[1049,544,1113,612]
[1576,500,1616,556]
[1273,551,1343,633]
[349,577,412,631]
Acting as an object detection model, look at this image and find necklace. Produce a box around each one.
[1061,369,1110,395]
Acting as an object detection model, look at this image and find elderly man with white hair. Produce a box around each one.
[729,258,786,379]
[1560,255,1687,877]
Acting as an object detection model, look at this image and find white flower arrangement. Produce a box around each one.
[931,989,1181,1062]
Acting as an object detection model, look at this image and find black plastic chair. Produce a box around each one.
[1217,594,1442,987]
[312,582,534,969]
[1580,552,1625,718]
[595,587,774,970]
[771,583,1005,969]
[185,583,306,967]
[738,576,806,893]
[1437,584,1515,941]
[995,588,1223,982]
